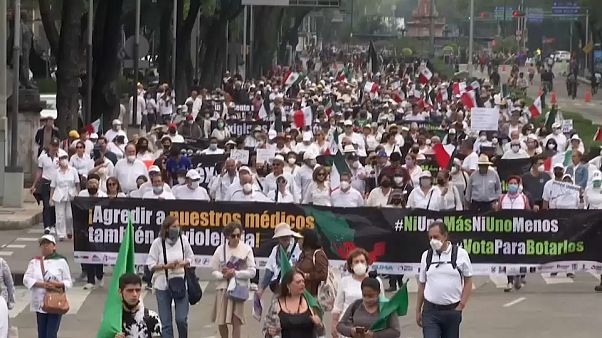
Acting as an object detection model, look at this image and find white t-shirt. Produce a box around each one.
[585,187,602,209]
[332,275,385,315]
[78,190,108,198]
[331,188,364,207]
[114,159,149,193]
[542,180,580,209]
[38,149,68,181]
[142,190,176,200]
[267,190,295,203]
[419,244,473,305]
[366,187,392,207]
[174,186,210,201]
[407,187,439,210]
[70,154,94,177]
[50,167,80,202]
[461,152,479,172]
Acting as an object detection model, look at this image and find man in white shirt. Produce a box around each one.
[501,140,530,159]
[460,140,478,175]
[114,144,149,194]
[416,221,473,338]
[129,87,146,126]
[174,170,210,200]
[142,175,175,199]
[263,155,300,202]
[201,137,225,154]
[338,120,367,157]
[344,145,367,195]
[294,132,319,155]
[230,173,271,202]
[104,119,128,144]
[185,90,203,120]
[138,166,171,197]
[331,174,364,207]
[210,159,239,200]
[295,151,317,198]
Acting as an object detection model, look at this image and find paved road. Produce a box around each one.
[2,226,602,337]
[496,65,602,124]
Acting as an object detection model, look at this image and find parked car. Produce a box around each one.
[554,50,571,63]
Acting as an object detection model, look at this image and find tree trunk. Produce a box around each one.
[38,0,60,57]
[278,8,311,65]
[158,0,173,84]
[251,7,285,78]
[90,0,125,130]
[175,0,201,103]
[55,0,83,135]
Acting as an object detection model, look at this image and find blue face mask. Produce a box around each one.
[508,184,519,194]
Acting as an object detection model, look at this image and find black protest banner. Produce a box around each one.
[189,154,228,189]
[495,158,533,192]
[210,119,272,137]
[72,198,602,276]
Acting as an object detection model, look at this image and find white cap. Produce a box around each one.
[302,132,312,142]
[273,154,285,163]
[343,144,356,153]
[186,169,201,180]
[148,165,161,173]
[238,166,252,174]
[112,119,122,125]
[344,120,353,126]
[39,234,56,244]
[570,134,581,140]
[419,171,432,178]
[303,151,317,160]
[90,133,99,140]
[268,129,278,140]
[57,149,68,158]
[552,122,561,129]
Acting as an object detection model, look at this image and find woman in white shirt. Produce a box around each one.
[407,171,439,210]
[403,153,423,186]
[23,235,72,338]
[89,157,114,193]
[211,119,231,142]
[267,176,295,203]
[434,170,463,211]
[302,167,331,206]
[146,216,195,338]
[331,248,384,338]
[584,171,602,209]
[136,137,156,162]
[106,177,127,198]
[210,222,256,338]
[50,154,80,240]
[69,142,93,179]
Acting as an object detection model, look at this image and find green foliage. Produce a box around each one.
[201,0,218,17]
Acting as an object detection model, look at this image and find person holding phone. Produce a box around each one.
[337,278,400,338]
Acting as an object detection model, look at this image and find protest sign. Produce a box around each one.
[471,107,499,131]
[230,149,250,165]
[256,148,276,165]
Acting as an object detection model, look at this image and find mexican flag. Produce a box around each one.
[529,96,542,118]
[544,104,558,131]
[460,90,477,110]
[433,143,456,169]
[370,284,409,331]
[364,81,378,93]
[293,106,313,129]
[453,81,467,96]
[594,127,602,142]
[278,246,323,318]
[418,67,433,85]
[97,216,136,338]
[284,71,305,89]
[338,67,352,82]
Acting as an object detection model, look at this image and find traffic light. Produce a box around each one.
[512,10,524,17]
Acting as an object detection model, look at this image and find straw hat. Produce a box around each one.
[272,223,302,239]
[477,154,493,165]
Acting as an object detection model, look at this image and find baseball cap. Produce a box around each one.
[39,234,56,245]
[148,165,161,173]
[186,169,201,180]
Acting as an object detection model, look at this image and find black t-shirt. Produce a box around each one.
[521,172,551,203]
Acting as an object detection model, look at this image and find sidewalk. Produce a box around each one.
[0,190,42,230]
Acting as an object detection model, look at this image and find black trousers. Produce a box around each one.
[85,264,103,284]
[389,275,404,289]
[470,200,495,212]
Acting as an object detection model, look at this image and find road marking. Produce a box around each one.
[0,251,13,256]
[503,297,526,308]
[590,271,601,281]
[27,228,45,234]
[541,273,575,284]
[10,287,32,318]
[16,237,39,242]
[66,287,94,315]
[5,244,26,249]
[489,275,509,289]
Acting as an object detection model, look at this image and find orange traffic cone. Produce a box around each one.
[585,89,592,103]
[551,91,557,104]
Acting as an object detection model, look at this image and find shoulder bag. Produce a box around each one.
[179,237,203,305]
[39,258,70,315]
[162,239,187,300]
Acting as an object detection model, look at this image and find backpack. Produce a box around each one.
[425,244,463,281]
[313,249,339,312]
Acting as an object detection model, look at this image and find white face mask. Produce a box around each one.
[394,177,404,185]
[339,181,351,191]
[492,138,498,144]
[430,239,444,251]
[190,181,199,189]
[177,177,186,185]
[288,158,296,165]
[351,161,360,169]
[511,145,520,153]
[59,159,68,167]
[537,165,545,173]
[127,155,136,163]
[243,183,253,194]
[352,262,368,276]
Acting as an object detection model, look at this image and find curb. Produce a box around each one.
[0,210,42,230]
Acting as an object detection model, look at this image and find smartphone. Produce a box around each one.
[355,327,366,335]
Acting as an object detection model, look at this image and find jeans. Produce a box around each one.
[86,264,104,284]
[40,180,55,229]
[156,288,189,338]
[422,301,462,338]
[36,312,62,338]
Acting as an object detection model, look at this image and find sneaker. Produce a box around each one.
[249,283,258,291]
[83,283,94,290]
[58,236,65,242]
[145,283,153,291]
[595,285,602,292]
[504,283,513,292]
[44,227,51,235]
[97,278,104,288]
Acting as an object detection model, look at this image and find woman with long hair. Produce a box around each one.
[302,166,331,206]
[210,222,256,338]
[262,270,324,338]
[146,216,195,338]
[105,177,126,198]
[295,229,328,296]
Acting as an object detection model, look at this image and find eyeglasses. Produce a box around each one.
[230,233,241,239]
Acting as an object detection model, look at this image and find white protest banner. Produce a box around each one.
[562,119,573,134]
[230,149,250,165]
[471,107,499,131]
[256,148,276,165]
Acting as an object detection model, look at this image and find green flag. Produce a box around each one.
[97,216,136,338]
[303,207,355,257]
[370,283,409,331]
[278,246,323,318]
[544,104,557,131]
